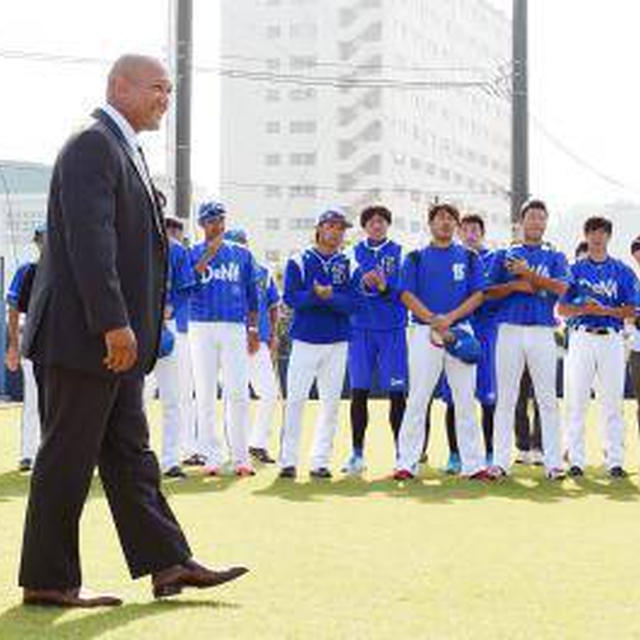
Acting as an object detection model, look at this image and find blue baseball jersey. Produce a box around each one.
[488,243,569,327]
[348,238,407,331]
[189,241,258,324]
[283,247,359,344]
[166,239,196,333]
[561,256,638,331]
[399,243,485,324]
[254,261,280,343]
[6,262,34,309]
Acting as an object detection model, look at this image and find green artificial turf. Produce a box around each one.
[1,399,639,639]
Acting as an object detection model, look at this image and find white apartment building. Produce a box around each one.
[0,162,50,291]
[221,0,512,266]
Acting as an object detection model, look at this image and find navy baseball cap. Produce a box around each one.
[315,207,352,228]
[197,200,226,225]
[223,228,248,245]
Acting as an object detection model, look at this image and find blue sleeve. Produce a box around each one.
[487,249,507,285]
[6,265,26,308]
[266,276,280,308]
[551,251,570,282]
[468,251,486,294]
[189,246,206,287]
[172,244,196,291]
[399,251,419,295]
[559,264,578,304]
[244,252,259,313]
[283,259,322,310]
[325,270,361,315]
[620,266,639,306]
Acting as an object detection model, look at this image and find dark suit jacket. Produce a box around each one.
[23,108,167,377]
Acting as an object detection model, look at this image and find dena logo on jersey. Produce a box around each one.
[201,263,241,284]
[452,263,466,281]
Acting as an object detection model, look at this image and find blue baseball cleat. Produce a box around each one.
[341,453,366,475]
[444,452,462,475]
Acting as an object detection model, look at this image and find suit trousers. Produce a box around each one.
[19,365,191,590]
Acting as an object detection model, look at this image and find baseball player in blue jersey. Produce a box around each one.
[342,205,407,475]
[223,229,282,464]
[189,201,259,476]
[392,203,490,480]
[487,199,570,480]
[153,216,197,478]
[279,207,359,479]
[4,224,45,471]
[558,216,637,478]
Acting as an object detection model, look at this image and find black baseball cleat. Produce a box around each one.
[249,447,276,464]
[164,466,187,479]
[18,458,32,472]
[608,466,627,479]
[182,454,206,467]
[568,465,584,477]
[278,466,297,479]
[309,467,332,479]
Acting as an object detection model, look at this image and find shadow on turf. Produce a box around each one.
[252,466,640,504]
[0,469,241,503]
[0,598,240,639]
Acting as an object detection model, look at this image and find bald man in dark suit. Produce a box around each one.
[19,54,247,607]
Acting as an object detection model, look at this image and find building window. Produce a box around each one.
[289,185,317,198]
[289,217,315,230]
[265,25,281,39]
[265,121,281,134]
[290,55,317,70]
[290,22,318,39]
[265,57,281,71]
[265,89,281,102]
[410,220,421,233]
[395,217,406,230]
[265,153,281,166]
[289,88,317,101]
[264,186,282,199]
[265,218,281,230]
[290,152,316,166]
[289,120,317,134]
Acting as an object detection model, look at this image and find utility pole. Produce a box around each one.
[171,0,193,220]
[511,0,529,232]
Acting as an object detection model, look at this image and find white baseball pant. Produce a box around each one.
[189,321,250,467]
[248,342,280,450]
[396,324,485,475]
[493,323,562,472]
[175,329,199,457]
[153,321,182,471]
[20,358,40,461]
[279,340,347,470]
[565,329,625,470]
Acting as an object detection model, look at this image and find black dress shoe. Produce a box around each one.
[278,466,296,479]
[23,587,122,608]
[249,447,276,464]
[152,559,249,599]
[309,467,332,479]
[608,466,627,478]
[568,465,584,477]
[164,466,187,479]
[18,458,32,472]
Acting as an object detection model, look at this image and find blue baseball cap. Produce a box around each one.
[197,200,226,225]
[223,228,248,245]
[315,207,352,228]
[443,327,482,364]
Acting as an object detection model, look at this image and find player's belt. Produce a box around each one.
[576,326,619,335]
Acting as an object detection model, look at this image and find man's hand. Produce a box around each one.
[505,258,531,278]
[583,300,606,316]
[313,281,333,300]
[362,269,386,292]
[4,344,20,372]
[247,329,260,355]
[103,326,138,373]
[430,313,453,334]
